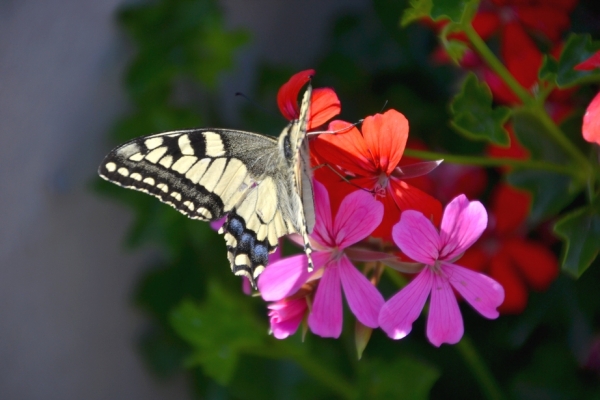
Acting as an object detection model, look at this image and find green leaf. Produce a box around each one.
[511,108,571,163]
[358,357,439,399]
[401,0,477,26]
[450,73,511,145]
[170,283,265,384]
[512,343,588,399]
[354,321,372,360]
[507,170,579,224]
[401,0,432,26]
[552,34,600,88]
[430,0,478,23]
[444,39,470,64]
[539,54,558,83]
[554,199,600,278]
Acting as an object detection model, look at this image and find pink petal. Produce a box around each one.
[439,195,487,260]
[258,251,329,301]
[311,180,334,247]
[338,256,384,328]
[210,216,226,231]
[392,210,440,264]
[268,298,307,339]
[379,268,433,340]
[427,273,464,347]
[442,262,504,319]
[334,190,383,249]
[308,265,343,338]
[583,91,600,145]
[242,277,252,295]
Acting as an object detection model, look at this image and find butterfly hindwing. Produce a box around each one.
[99,85,316,287]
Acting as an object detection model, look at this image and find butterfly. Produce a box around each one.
[98,84,316,288]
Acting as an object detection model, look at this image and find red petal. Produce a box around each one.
[313,166,366,217]
[389,179,443,227]
[277,69,315,120]
[504,238,559,291]
[546,100,575,125]
[369,189,401,242]
[472,12,501,40]
[489,183,531,236]
[459,246,489,273]
[583,91,600,145]
[517,6,571,41]
[489,251,528,315]
[482,68,521,104]
[427,163,488,203]
[308,88,341,129]
[501,22,542,90]
[575,50,600,71]
[398,140,436,195]
[361,110,409,176]
[312,120,377,176]
[486,125,530,169]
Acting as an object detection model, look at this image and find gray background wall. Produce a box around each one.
[0,1,366,398]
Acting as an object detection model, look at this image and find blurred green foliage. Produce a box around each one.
[95,0,600,398]
[450,72,511,145]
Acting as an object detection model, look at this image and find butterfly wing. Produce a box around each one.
[99,128,298,284]
[289,85,316,270]
[99,85,317,285]
[99,129,280,221]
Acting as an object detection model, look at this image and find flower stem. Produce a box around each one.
[245,343,356,399]
[403,148,576,176]
[455,336,506,400]
[385,269,505,400]
[534,112,593,179]
[462,23,593,178]
[463,24,532,105]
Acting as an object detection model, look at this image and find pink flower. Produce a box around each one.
[583,91,600,145]
[379,195,505,347]
[258,181,385,339]
[268,297,308,339]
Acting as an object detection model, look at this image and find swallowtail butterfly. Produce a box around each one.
[99,85,316,287]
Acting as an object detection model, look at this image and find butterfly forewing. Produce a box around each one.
[99,85,315,287]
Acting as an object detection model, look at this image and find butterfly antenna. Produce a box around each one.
[313,164,374,194]
[308,119,363,136]
[379,100,389,113]
[235,92,280,118]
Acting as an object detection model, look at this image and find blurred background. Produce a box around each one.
[0,1,369,398]
[1,0,600,399]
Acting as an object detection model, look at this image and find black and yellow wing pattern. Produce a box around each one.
[99,85,315,287]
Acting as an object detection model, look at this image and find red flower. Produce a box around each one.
[487,125,529,167]
[460,184,559,314]
[277,69,341,130]
[427,0,577,114]
[571,51,600,145]
[402,140,488,204]
[311,109,442,241]
[473,0,577,43]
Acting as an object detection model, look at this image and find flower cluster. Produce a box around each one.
[250,0,599,346]
[252,70,505,347]
[416,0,600,315]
